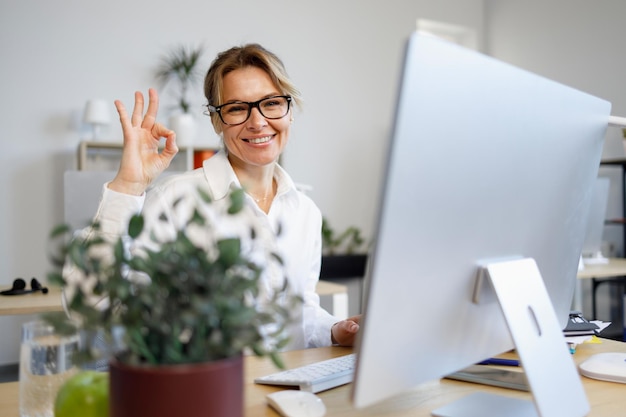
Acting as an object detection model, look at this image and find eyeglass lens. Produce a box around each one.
[219,96,290,125]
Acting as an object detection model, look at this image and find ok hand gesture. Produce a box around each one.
[109,88,178,196]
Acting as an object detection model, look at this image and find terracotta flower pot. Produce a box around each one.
[109,355,243,417]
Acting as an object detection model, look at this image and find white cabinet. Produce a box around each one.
[76,141,218,171]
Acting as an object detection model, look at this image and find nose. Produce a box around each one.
[246,106,267,129]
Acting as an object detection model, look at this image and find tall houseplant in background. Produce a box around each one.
[46,187,300,417]
[155,44,205,146]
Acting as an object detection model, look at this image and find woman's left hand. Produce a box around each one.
[331,315,361,346]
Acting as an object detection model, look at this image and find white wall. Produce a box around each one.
[0,0,484,364]
[485,0,626,259]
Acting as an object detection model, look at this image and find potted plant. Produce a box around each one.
[155,44,204,146]
[45,187,300,417]
[320,218,369,279]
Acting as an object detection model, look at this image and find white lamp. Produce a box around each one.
[83,99,111,141]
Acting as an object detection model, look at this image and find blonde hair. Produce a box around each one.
[204,44,302,134]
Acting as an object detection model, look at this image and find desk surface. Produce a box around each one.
[1,339,625,416]
[0,282,344,317]
[577,257,626,280]
[0,287,64,316]
[315,280,347,296]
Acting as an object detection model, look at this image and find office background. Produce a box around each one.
[0,0,624,365]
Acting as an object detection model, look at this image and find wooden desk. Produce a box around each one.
[577,258,626,328]
[0,287,63,316]
[577,257,626,280]
[316,280,348,319]
[1,340,625,416]
[0,283,344,318]
[246,340,626,416]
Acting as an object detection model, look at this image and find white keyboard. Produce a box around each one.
[255,353,356,393]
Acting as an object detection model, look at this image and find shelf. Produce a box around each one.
[77,141,217,171]
[600,158,626,167]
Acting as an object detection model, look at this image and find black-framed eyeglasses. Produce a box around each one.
[205,95,292,126]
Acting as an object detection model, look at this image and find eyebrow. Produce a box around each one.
[221,93,282,105]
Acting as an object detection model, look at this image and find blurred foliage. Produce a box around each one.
[46,187,301,369]
[321,218,367,255]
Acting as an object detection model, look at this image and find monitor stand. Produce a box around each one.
[433,258,590,417]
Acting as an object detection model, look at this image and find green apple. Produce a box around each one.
[55,370,109,417]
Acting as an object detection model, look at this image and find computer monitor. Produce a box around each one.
[352,32,611,416]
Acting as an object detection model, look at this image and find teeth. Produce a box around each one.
[248,136,272,144]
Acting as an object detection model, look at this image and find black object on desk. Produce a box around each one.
[563,311,599,336]
[0,278,49,296]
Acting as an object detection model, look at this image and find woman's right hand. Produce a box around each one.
[108,88,178,196]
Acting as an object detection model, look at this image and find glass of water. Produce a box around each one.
[19,320,79,417]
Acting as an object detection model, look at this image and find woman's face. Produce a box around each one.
[220,66,291,169]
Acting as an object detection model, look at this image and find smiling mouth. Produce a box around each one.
[244,135,273,144]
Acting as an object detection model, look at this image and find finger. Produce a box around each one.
[342,320,359,333]
[161,129,179,159]
[152,123,178,149]
[151,122,175,139]
[142,88,159,130]
[130,91,145,127]
[336,320,357,334]
[334,321,359,346]
[114,100,130,129]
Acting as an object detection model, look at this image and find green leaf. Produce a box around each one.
[190,208,206,226]
[228,188,245,214]
[41,312,77,336]
[128,328,157,365]
[49,223,71,239]
[197,187,212,203]
[269,351,285,370]
[46,272,65,287]
[128,214,144,238]
[217,238,241,265]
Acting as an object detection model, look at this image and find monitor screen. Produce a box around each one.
[352,32,610,412]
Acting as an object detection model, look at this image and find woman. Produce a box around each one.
[96,44,359,348]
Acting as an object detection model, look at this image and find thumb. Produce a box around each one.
[345,320,359,333]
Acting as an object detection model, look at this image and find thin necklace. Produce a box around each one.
[247,191,272,203]
[246,180,276,204]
